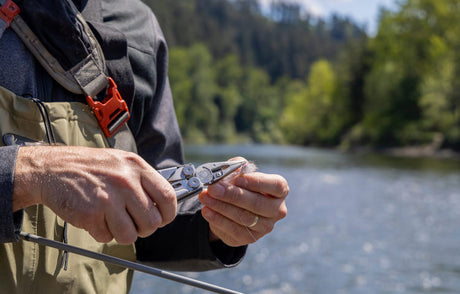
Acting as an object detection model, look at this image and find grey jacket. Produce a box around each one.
[0,0,245,271]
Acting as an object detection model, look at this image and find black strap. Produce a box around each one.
[80,0,135,111]
[0,0,135,137]
[7,0,108,97]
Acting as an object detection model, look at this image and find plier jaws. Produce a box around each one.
[158,160,246,203]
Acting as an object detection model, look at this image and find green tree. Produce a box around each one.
[415,0,460,148]
[358,0,460,148]
[280,60,338,145]
[168,47,192,131]
[236,67,283,143]
[214,55,244,142]
[169,44,218,143]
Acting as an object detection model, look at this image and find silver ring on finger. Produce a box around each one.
[247,215,259,228]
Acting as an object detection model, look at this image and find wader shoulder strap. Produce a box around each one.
[0,0,131,138]
[1,0,107,97]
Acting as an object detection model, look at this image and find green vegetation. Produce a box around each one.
[143,0,460,151]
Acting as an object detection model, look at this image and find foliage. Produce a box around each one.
[144,0,363,144]
[144,0,460,151]
[144,0,365,81]
[281,60,338,145]
[170,45,284,144]
[356,0,460,148]
[169,44,218,143]
[282,0,460,150]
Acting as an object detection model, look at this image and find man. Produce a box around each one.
[0,0,289,293]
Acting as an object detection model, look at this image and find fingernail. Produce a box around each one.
[234,176,248,188]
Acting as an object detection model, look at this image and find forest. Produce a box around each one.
[142,0,460,152]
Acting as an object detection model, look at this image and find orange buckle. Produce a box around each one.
[0,0,20,27]
[86,77,130,138]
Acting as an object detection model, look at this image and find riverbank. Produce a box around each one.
[343,145,460,160]
[382,146,460,159]
[186,141,460,161]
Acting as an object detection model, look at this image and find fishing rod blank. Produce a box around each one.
[20,232,244,294]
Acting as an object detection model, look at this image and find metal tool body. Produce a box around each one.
[159,160,246,203]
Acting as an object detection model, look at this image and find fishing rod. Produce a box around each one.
[20,232,244,294]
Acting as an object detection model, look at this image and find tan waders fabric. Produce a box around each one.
[0,86,137,294]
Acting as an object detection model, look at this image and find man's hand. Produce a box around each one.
[199,166,289,247]
[13,146,177,245]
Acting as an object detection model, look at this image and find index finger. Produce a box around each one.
[141,170,177,226]
[234,172,289,198]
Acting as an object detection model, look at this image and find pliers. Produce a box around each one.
[158,160,246,203]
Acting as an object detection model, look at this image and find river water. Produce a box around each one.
[130,144,460,294]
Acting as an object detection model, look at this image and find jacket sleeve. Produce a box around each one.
[0,145,23,243]
[136,198,247,271]
[102,0,247,271]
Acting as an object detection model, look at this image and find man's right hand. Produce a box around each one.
[13,146,177,245]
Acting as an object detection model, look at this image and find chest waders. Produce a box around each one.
[0,88,137,294]
[0,0,137,293]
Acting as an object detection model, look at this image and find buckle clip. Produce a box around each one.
[86,77,130,138]
[0,0,20,27]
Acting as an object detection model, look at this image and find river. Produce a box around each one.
[130,144,460,294]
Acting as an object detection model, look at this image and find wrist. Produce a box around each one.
[13,147,44,211]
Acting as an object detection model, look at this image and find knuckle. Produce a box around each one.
[225,185,244,202]
[96,191,112,207]
[146,212,162,231]
[162,212,175,226]
[278,203,288,220]
[100,197,117,215]
[122,151,144,165]
[91,231,113,243]
[283,183,290,197]
[134,204,163,237]
[158,184,177,225]
[136,217,153,237]
[162,183,177,204]
[99,235,114,243]
[93,186,115,207]
[153,176,176,202]
[85,221,113,243]
[137,226,156,238]
[224,239,240,247]
[116,231,137,245]
[275,176,289,197]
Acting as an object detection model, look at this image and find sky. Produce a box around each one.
[258,0,398,35]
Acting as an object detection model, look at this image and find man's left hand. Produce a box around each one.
[199,171,289,247]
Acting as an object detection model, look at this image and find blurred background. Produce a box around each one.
[131,1,460,293]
